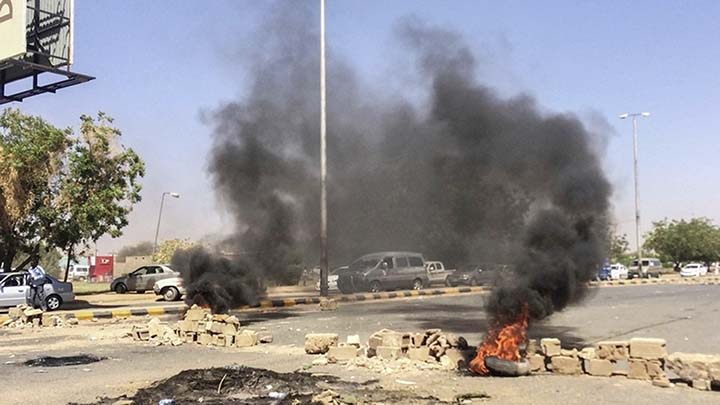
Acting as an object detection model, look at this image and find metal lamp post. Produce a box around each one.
[619,112,650,274]
[319,0,329,297]
[153,192,180,254]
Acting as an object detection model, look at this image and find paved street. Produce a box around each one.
[1,284,719,404]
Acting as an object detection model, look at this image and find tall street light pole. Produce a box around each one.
[319,0,329,297]
[619,112,650,275]
[153,192,180,254]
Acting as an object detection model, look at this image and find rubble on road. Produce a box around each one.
[305,328,475,373]
[666,352,720,390]
[528,337,676,389]
[130,305,272,348]
[2,304,72,329]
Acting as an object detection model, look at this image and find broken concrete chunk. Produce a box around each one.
[583,358,613,377]
[629,338,667,360]
[528,354,546,372]
[407,346,431,362]
[525,339,540,355]
[578,347,596,360]
[197,333,212,346]
[259,333,274,344]
[541,338,562,357]
[560,348,578,358]
[224,315,241,325]
[595,341,629,361]
[692,378,711,391]
[628,359,649,380]
[376,346,403,360]
[443,348,469,370]
[184,306,209,321]
[319,298,338,311]
[550,356,581,375]
[645,360,665,379]
[346,334,361,347]
[327,345,358,362]
[305,333,339,354]
[666,352,720,383]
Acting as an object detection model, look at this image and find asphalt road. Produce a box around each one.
[2,284,719,404]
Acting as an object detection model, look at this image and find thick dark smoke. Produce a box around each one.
[189,2,610,321]
[171,246,262,313]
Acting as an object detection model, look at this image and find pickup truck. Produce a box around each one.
[425,261,456,286]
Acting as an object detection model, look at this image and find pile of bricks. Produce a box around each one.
[131,304,271,348]
[1,304,77,329]
[526,337,671,387]
[305,328,474,371]
[666,352,720,391]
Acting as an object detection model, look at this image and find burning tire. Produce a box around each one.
[484,356,530,377]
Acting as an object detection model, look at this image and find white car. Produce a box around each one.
[609,263,628,280]
[153,276,185,301]
[315,266,347,291]
[680,263,708,277]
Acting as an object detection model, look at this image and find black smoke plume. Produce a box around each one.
[171,246,262,313]
[188,2,610,321]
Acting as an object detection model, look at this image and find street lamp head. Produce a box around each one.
[169,192,180,198]
[641,112,651,117]
[619,113,629,119]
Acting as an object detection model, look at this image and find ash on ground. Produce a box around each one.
[89,365,455,404]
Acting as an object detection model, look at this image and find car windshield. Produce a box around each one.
[685,264,698,268]
[349,257,381,271]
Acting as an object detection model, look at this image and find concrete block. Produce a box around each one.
[198,333,212,345]
[541,338,562,357]
[376,346,403,360]
[178,320,199,332]
[259,333,274,344]
[212,314,229,322]
[210,321,226,334]
[221,323,238,336]
[550,356,582,375]
[8,307,23,320]
[235,333,257,348]
[225,334,235,347]
[443,348,469,369]
[184,306,209,321]
[225,315,241,325]
[407,346,431,362]
[646,360,665,379]
[528,354,546,372]
[583,358,613,377]
[578,347,596,360]
[304,333,338,354]
[628,359,649,380]
[32,318,41,328]
[382,332,409,348]
[213,334,226,347]
[692,379,711,391]
[368,335,384,351]
[629,338,667,360]
[596,341,629,361]
[327,345,358,361]
[429,344,447,359]
[667,352,720,383]
[346,334,361,347]
[560,348,578,358]
[652,376,673,388]
[410,333,426,348]
[319,298,338,311]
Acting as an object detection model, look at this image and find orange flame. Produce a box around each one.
[469,304,529,375]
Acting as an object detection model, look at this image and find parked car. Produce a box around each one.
[153,276,185,301]
[595,264,612,281]
[680,263,708,277]
[336,252,428,293]
[315,266,348,291]
[628,258,662,279]
[0,272,75,311]
[111,264,178,294]
[446,264,505,286]
[424,261,456,286]
[609,263,628,280]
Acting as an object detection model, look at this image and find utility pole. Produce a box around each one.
[153,192,180,255]
[619,112,650,275]
[319,0,329,297]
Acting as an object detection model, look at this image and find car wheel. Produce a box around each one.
[136,290,145,294]
[370,281,382,293]
[445,278,453,287]
[162,287,180,302]
[114,283,127,294]
[45,295,62,311]
[412,278,424,290]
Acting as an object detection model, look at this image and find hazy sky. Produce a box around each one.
[9,0,720,254]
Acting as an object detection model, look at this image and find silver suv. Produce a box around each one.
[337,252,428,293]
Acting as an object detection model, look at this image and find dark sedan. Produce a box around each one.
[446,264,504,287]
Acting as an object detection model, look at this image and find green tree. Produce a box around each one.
[0,109,145,276]
[644,218,720,270]
[153,239,195,264]
[610,232,633,266]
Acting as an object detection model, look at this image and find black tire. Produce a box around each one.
[370,281,382,293]
[445,278,454,287]
[45,294,63,311]
[136,290,145,294]
[162,287,180,301]
[412,278,424,290]
[114,283,127,294]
